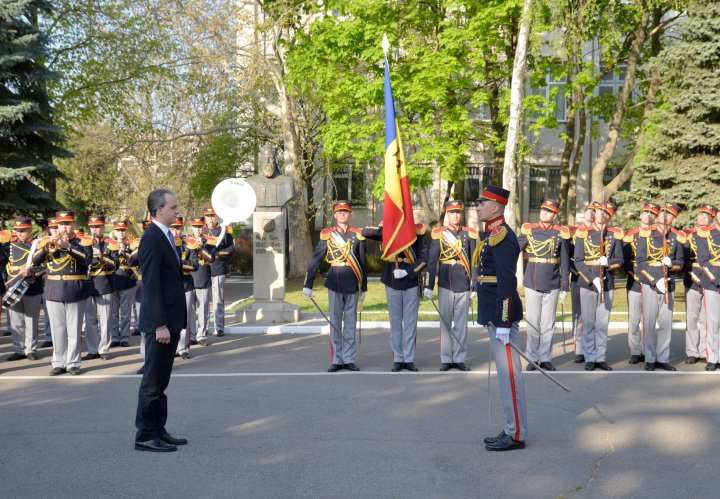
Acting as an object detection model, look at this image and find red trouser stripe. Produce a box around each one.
[505,344,521,441]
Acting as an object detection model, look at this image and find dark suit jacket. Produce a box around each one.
[137,222,187,334]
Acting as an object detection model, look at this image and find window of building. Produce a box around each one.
[530,73,567,122]
[528,167,561,208]
[598,65,626,96]
[465,164,496,205]
[331,166,366,206]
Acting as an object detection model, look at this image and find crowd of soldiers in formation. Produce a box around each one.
[0,208,235,376]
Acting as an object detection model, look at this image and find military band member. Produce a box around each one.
[569,203,596,363]
[40,216,58,348]
[425,200,477,372]
[683,204,715,364]
[202,208,235,337]
[4,217,45,361]
[363,221,428,372]
[190,217,215,346]
[574,200,624,371]
[170,217,199,359]
[636,202,685,371]
[127,221,145,374]
[696,207,720,371]
[517,198,570,372]
[474,185,526,451]
[622,201,659,364]
[33,210,92,376]
[303,201,368,372]
[0,230,8,338]
[110,220,136,347]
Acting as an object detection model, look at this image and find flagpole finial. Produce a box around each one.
[382,34,390,55]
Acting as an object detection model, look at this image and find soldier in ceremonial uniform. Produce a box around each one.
[622,201,659,364]
[127,222,145,373]
[110,219,136,347]
[190,217,215,346]
[363,221,428,372]
[636,202,685,371]
[424,200,477,372]
[569,203,596,363]
[696,207,720,371]
[574,200,624,371]
[40,217,59,348]
[4,217,45,361]
[303,201,367,372]
[33,210,92,376]
[517,198,570,371]
[83,215,119,361]
[474,185,526,451]
[170,217,199,359]
[683,204,715,364]
[202,208,235,337]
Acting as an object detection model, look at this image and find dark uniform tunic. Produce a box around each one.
[696,225,720,364]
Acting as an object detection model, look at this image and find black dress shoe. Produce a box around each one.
[485,433,525,451]
[7,353,26,361]
[1,330,10,336]
[574,354,585,364]
[526,362,537,371]
[644,362,655,371]
[100,354,111,360]
[180,353,190,360]
[49,367,66,376]
[26,352,38,361]
[199,339,209,346]
[159,433,188,446]
[40,341,53,348]
[136,365,144,375]
[120,341,129,347]
[190,340,198,345]
[404,362,419,372]
[440,363,451,371]
[216,330,225,337]
[596,361,613,371]
[538,362,556,371]
[327,364,341,372]
[654,362,676,371]
[68,367,81,375]
[685,356,699,364]
[391,362,403,372]
[109,341,120,347]
[629,355,642,364]
[135,438,177,452]
[483,431,506,445]
[455,362,471,372]
[83,353,100,360]
[131,329,140,336]
[584,362,596,371]
[345,363,360,371]
[705,363,716,371]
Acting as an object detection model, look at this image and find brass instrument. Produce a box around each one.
[47,233,70,251]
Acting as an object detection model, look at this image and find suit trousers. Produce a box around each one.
[135,331,180,441]
[524,288,559,363]
[111,287,135,341]
[9,293,41,355]
[327,290,358,365]
[641,285,673,364]
[193,287,211,341]
[704,289,720,364]
[571,280,583,355]
[437,287,468,363]
[489,322,527,441]
[579,288,613,363]
[47,300,86,369]
[85,293,114,355]
[387,286,420,363]
[627,289,644,356]
[211,275,226,333]
[685,288,706,358]
[177,289,195,354]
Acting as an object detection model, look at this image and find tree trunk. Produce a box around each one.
[558,81,575,226]
[568,97,586,224]
[418,187,439,228]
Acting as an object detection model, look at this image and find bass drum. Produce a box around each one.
[2,278,30,309]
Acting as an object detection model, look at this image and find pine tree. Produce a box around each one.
[619,0,720,229]
[0,0,70,219]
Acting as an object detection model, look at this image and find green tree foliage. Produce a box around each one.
[0,0,69,218]
[621,0,720,229]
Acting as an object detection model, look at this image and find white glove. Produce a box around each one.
[393,269,408,279]
[558,291,567,304]
[496,327,511,345]
[662,256,672,267]
[360,291,366,303]
[423,288,433,300]
[656,279,667,294]
[598,255,608,266]
[592,277,602,293]
[470,291,476,301]
[302,287,313,298]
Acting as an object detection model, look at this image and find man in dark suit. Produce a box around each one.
[134,189,188,452]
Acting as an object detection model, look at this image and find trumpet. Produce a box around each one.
[47,233,70,251]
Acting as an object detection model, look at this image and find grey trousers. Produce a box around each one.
[211,275,226,333]
[704,289,720,364]
[641,284,673,364]
[571,280,583,355]
[489,322,527,441]
[111,287,135,341]
[47,300,86,369]
[387,286,420,363]
[627,289,644,356]
[685,288,707,358]
[437,287,468,363]
[524,288,559,363]
[579,288,613,363]
[327,290,358,365]
[177,289,195,355]
[9,293,42,355]
[193,287,211,341]
[85,293,114,355]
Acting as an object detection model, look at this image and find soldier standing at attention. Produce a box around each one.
[568,203,596,363]
[170,217,199,359]
[424,200,477,372]
[517,198,570,372]
[303,201,367,372]
[40,217,59,348]
[110,220,136,348]
[202,208,235,338]
[696,206,720,371]
[190,217,215,347]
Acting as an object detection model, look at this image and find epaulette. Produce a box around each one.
[79,236,94,247]
[556,225,571,239]
[607,226,624,239]
[349,227,365,240]
[0,230,10,244]
[671,227,686,244]
[697,226,711,238]
[568,226,578,234]
[685,228,697,235]
[185,237,199,250]
[623,228,639,243]
[520,223,536,236]
[463,227,478,239]
[574,226,589,238]
[431,227,446,240]
[415,223,426,235]
[489,225,507,246]
[320,227,334,241]
[105,238,119,251]
[174,237,183,246]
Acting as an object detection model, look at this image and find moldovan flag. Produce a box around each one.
[382,53,416,260]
